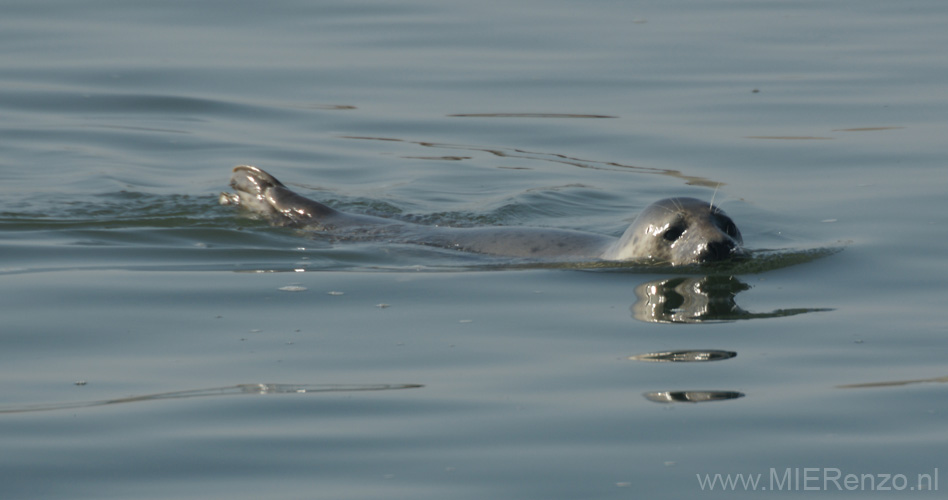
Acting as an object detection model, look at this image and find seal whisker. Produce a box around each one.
[709,182,720,213]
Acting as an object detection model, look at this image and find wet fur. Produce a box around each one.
[222,165,744,265]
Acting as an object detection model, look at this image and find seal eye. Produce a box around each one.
[719,217,740,240]
[725,222,738,238]
[663,224,686,242]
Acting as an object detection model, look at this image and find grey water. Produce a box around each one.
[2,0,947,498]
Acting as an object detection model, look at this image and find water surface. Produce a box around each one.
[2,1,947,498]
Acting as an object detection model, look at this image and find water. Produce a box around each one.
[2,0,947,498]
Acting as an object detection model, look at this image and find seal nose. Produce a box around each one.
[700,240,737,262]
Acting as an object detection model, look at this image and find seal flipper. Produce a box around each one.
[228,165,338,227]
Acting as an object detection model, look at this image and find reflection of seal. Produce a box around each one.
[631,276,833,323]
[643,391,744,404]
[221,166,745,265]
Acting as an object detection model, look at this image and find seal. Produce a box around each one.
[221,165,744,265]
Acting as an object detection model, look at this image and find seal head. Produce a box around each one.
[603,197,744,265]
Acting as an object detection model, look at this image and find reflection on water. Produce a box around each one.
[340,135,726,187]
[0,383,423,415]
[643,391,745,404]
[631,350,744,404]
[629,350,736,362]
[447,113,618,119]
[838,375,948,389]
[631,275,831,323]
